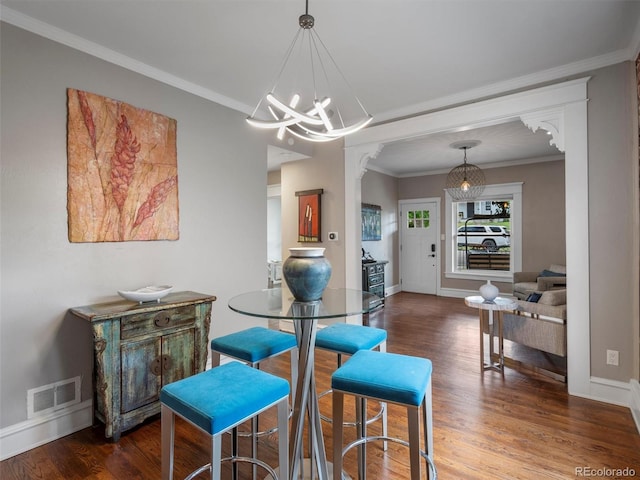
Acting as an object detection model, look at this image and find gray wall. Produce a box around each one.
[398,160,566,293]
[280,140,347,288]
[587,62,637,380]
[1,23,271,428]
[361,170,400,289]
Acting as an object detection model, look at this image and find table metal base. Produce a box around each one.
[264,459,352,480]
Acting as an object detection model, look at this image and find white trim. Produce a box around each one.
[0,6,635,125]
[0,6,254,115]
[0,400,92,461]
[373,50,629,124]
[444,182,522,280]
[346,77,592,402]
[630,380,640,435]
[267,184,282,198]
[571,377,631,408]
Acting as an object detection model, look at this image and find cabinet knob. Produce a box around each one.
[154,313,171,328]
[150,357,162,376]
[162,354,173,371]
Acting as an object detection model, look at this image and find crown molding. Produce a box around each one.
[0,5,635,123]
[374,48,630,124]
[0,6,255,115]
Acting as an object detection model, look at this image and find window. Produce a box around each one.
[406,209,430,229]
[445,183,522,281]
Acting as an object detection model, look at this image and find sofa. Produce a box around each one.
[483,288,567,381]
[512,263,567,300]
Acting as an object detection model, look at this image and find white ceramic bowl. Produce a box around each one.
[118,285,173,303]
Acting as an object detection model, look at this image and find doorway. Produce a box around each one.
[345,78,590,398]
[399,199,440,294]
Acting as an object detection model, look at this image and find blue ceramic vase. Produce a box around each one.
[282,247,332,302]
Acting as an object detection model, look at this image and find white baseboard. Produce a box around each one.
[578,376,632,407]
[0,399,93,461]
[630,379,640,435]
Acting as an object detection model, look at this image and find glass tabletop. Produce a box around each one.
[229,287,382,320]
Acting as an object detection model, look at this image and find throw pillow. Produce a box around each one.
[526,292,542,303]
[539,269,566,277]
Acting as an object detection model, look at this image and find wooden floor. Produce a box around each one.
[2,293,639,479]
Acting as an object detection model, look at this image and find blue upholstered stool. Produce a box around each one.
[331,350,437,480]
[161,362,289,480]
[211,327,298,434]
[315,323,388,444]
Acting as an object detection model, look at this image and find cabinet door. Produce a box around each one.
[121,337,162,413]
[162,328,196,386]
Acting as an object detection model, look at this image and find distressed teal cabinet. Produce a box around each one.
[70,291,216,441]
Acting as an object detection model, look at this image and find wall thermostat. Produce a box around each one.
[328,232,338,241]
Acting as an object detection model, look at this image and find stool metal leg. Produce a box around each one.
[277,397,290,480]
[407,405,422,480]
[379,340,388,452]
[161,404,175,480]
[423,377,434,478]
[356,397,367,479]
[332,390,345,480]
[211,432,222,480]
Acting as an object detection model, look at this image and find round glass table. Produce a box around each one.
[229,288,382,480]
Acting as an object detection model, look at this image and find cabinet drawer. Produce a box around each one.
[375,264,384,273]
[369,284,384,298]
[121,305,196,340]
[366,265,377,275]
[368,273,383,285]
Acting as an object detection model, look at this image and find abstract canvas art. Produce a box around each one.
[296,189,323,242]
[67,89,179,242]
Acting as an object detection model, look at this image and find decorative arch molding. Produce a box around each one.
[348,142,384,179]
[344,77,597,401]
[520,109,565,152]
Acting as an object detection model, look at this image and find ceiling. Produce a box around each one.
[2,0,639,175]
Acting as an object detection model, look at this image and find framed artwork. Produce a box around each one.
[67,89,178,242]
[362,203,382,241]
[296,189,323,242]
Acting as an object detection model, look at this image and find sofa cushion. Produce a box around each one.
[538,289,566,306]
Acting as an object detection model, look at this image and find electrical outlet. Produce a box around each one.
[606,349,619,366]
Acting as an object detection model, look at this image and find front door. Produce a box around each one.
[400,200,439,294]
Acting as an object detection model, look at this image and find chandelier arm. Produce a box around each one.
[293,115,373,138]
[267,94,326,125]
[286,124,336,142]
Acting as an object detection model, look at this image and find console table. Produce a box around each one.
[70,291,216,441]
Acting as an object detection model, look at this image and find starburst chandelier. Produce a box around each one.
[246,0,373,142]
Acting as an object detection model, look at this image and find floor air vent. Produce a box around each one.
[27,376,81,419]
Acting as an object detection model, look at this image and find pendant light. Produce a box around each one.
[446,141,485,201]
